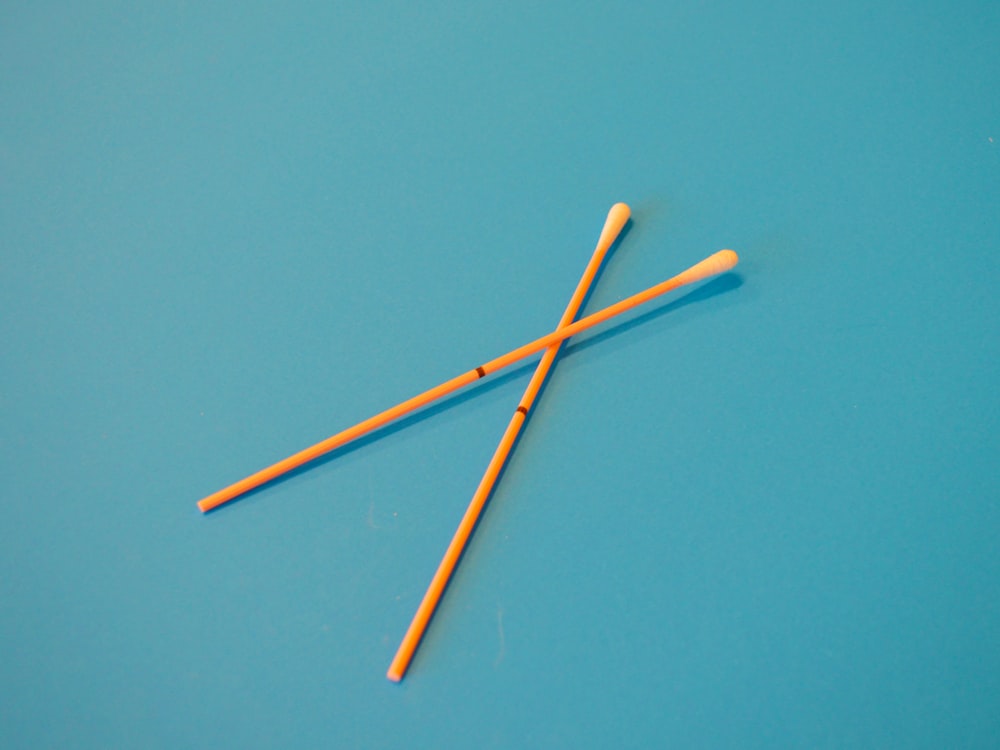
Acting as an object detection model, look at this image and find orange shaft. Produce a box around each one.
[386,204,629,681]
[386,412,520,681]
[197,370,480,511]
[197,249,737,512]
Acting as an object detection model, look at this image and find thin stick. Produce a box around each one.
[386,202,631,682]
[197,249,738,513]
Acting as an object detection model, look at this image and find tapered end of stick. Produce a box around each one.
[197,499,212,513]
[198,493,226,513]
[673,249,739,287]
[386,667,403,683]
[596,202,631,252]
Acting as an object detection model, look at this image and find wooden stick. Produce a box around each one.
[197,249,738,513]
[385,203,630,681]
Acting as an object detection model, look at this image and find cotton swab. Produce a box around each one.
[196,249,738,513]
[386,202,630,682]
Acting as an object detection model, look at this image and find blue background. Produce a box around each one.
[2,1,998,747]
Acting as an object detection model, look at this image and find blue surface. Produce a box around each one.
[2,1,999,747]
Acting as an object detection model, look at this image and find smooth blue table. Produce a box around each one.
[2,2,998,747]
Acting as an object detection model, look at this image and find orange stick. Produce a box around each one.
[197,249,738,513]
[386,202,631,682]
